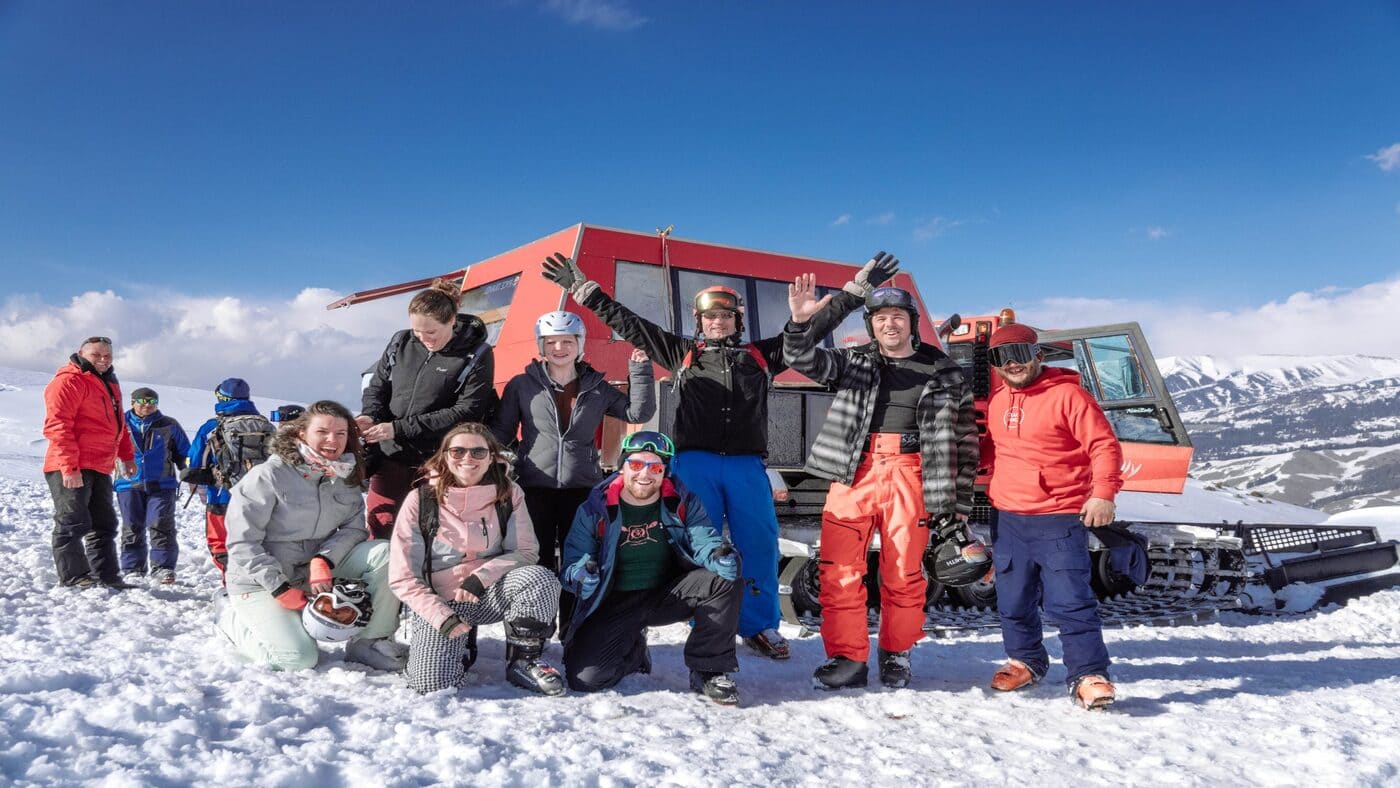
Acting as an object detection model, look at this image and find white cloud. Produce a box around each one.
[1146,226,1171,241]
[0,287,406,401]
[1367,142,1400,172]
[866,212,896,226]
[1010,276,1400,358]
[912,216,968,241]
[831,214,851,227]
[541,0,647,31]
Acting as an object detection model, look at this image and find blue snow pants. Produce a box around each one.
[992,510,1111,687]
[117,487,179,573]
[671,450,780,638]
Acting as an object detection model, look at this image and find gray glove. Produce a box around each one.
[842,251,901,298]
[542,253,599,302]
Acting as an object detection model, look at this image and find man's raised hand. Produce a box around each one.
[843,251,901,298]
[788,273,833,324]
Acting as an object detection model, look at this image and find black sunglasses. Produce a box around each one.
[447,446,491,460]
[988,342,1040,368]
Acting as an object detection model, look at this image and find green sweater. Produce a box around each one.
[612,499,676,591]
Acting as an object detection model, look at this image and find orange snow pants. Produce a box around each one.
[819,433,930,662]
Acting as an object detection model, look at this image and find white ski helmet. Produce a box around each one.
[535,310,587,360]
[301,579,374,642]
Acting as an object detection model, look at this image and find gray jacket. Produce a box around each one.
[224,454,368,595]
[491,359,654,489]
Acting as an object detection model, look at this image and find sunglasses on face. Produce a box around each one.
[447,446,491,460]
[624,458,666,474]
[132,397,158,406]
[988,342,1040,368]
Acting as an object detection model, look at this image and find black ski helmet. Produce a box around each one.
[930,516,992,586]
[864,287,920,349]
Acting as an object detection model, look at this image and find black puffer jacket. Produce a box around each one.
[578,288,794,456]
[360,313,496,463]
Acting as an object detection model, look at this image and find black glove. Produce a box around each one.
[843,251,901,297]
[542,252,597,301]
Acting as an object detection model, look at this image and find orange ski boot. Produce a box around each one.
[990,659,1040,692]
[1071,675,1116,710]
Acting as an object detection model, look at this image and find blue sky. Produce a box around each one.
[1,1,1398,397]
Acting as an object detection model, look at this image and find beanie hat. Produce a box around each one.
[131,387,158,401]
[216,377,251,400]
[989,323,1038,348]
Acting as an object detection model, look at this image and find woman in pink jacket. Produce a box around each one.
[389,422,564,695]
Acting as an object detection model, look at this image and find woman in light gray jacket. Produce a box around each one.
[217,400,403,672]
[491,311,655,570]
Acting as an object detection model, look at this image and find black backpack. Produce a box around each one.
[206,413,276,489]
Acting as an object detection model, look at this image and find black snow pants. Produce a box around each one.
[46,469,121,585]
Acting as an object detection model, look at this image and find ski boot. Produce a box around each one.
[990,659,1043,692]
[1070,675,1116,710]
[813,656,868,690]
[743,628,791,660]
[689,670,739,706]
[877,649,912,689]
[506,618,565,696]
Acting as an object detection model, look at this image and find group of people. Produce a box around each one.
[41,248,1125,710]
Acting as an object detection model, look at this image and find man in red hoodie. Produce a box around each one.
[42,337,137,589]
[983,323,1122,709]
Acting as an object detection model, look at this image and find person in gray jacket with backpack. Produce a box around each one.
[216,400,403,672]
[491,310,655,571]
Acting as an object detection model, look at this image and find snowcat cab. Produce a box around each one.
[329,223,1400,631]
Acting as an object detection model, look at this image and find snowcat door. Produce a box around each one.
[1036,323,1192,494]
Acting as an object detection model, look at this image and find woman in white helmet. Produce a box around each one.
[491,311,655,572]
[217,400,405,672]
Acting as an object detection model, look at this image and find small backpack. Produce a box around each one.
[206,413,276,489]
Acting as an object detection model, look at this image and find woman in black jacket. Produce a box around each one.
[358,279,497,539]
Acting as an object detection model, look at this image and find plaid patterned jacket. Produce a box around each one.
[783,292,979,517]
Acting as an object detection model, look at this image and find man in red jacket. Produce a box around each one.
[983,323,1123,710]
[42,337,137,589]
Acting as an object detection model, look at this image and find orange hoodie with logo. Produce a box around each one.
[985,367,1123,515]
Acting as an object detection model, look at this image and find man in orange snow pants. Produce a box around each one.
[782,260,980,690]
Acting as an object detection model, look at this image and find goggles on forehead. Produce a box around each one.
[988,342,1041,368]
[865,287,916,312]
[620,430,675,460]
[693,289,742,315]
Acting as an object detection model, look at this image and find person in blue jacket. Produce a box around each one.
[559,431,743,705]
[115,387,190,584]
[185,378,272,577]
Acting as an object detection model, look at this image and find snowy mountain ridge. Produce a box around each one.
[1158,353,1400,513]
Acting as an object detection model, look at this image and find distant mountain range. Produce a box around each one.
[1159,354,1400,514]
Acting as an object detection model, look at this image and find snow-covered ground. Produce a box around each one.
[5,368,1400,786]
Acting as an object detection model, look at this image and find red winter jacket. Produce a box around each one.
[986,367,1123,515]
[42,356,134,475]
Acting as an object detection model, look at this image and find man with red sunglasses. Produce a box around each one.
[983,323,1123,710]
[558,431,743,705]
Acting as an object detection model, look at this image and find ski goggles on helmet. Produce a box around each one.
[864,287,917,314]
[987,342,1041,367]
[693,287,743,315]
[620,430,675,461]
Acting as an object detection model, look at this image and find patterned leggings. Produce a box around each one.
[405,564,560,693]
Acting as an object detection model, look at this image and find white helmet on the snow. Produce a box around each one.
[535,310,586,360]
[301,579,374,643]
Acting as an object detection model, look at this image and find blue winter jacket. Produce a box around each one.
[187,398,263,506]
[559,473,728,642]
[115,409,190,493]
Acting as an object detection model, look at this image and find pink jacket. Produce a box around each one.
[388,482,537,633]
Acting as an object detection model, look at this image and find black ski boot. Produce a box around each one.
[813,656,868,690]
[689,670,739,706]
[878,649,912,689]
[505,618,565,696]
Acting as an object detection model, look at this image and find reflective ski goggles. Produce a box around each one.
[865,287,916,312]
[620,430,675,460]
[447,446,491,460]
[131,397,158,406]
[693,289,742,315]
[988,342,1041,368]
[624,458,666,474]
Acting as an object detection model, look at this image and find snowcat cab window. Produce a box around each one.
[752,279,793,340]
[1084,335,1150,401]
[460,274,520,344]
[829,288,870,348]
[614,261,673,336]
